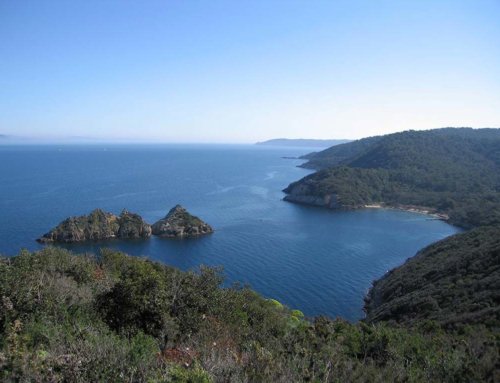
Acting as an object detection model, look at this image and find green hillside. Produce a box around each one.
[365,226,500,329]
[302,128,500,170]
[285,128,500,228]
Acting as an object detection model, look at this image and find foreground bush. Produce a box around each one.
[0,248,497,382]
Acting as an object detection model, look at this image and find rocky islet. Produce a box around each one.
[37,205,212,243]
[151,204,214,238]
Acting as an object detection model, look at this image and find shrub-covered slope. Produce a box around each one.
[300,135,383,168]
[1,248,497,382]
[303,128,500,171]
[284,128,500,228]
[365,226,500,329]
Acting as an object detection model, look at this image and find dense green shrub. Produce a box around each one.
[1,247,497,382]
[365,226,500,329]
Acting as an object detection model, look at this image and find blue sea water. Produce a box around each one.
[0,144,460,320]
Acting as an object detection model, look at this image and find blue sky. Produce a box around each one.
[1,0,499,143]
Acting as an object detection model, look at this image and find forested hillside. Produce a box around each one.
[365,226,500,328]
[302,128,500,170]
[285,128,500,228]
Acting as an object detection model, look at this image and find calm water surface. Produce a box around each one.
[0,144,460,320]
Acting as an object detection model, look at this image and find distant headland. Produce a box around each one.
[256,138,351,148]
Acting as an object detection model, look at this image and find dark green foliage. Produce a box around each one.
[1,248,498,382]
[285,166,390,208]
[285,128,500,228]
[304,128,500,170]
[300,135,383,167]
[365,226,500,329]
[96,250,176,339]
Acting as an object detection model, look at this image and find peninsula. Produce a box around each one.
[284,128,500,229]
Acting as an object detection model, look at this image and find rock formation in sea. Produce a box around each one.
[151,205,213,238]
[117,209,153,239]
[37,208,152,243]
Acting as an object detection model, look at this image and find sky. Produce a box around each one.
[0,0,499,143]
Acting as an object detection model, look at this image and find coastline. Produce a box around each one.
[363,203,450,221]
[283,193,450,222]
[283,194,450,222]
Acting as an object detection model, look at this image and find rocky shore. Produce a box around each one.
[37,205,212,243]
[283,182,362,209]
[283,193,346,209]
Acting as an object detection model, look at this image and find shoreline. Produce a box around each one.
[283,195,450,222]
[363,203,449,221]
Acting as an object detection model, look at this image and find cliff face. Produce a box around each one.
[152,205,213,238]
[37,209,151,243]
[283,178,344,208]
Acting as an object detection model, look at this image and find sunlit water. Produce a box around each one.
[0,144,460,320]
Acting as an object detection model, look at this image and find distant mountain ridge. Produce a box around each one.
[284,128,500,228]
[256,138,350,148]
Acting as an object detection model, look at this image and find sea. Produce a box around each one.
[0,144,460,320]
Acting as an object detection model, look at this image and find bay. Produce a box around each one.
[0,144,460,320]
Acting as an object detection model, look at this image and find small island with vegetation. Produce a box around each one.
[37,205,212,243]
[37,209,152,243]
[152,205,214,238]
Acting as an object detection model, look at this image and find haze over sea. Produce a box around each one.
[0,144,460,320]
